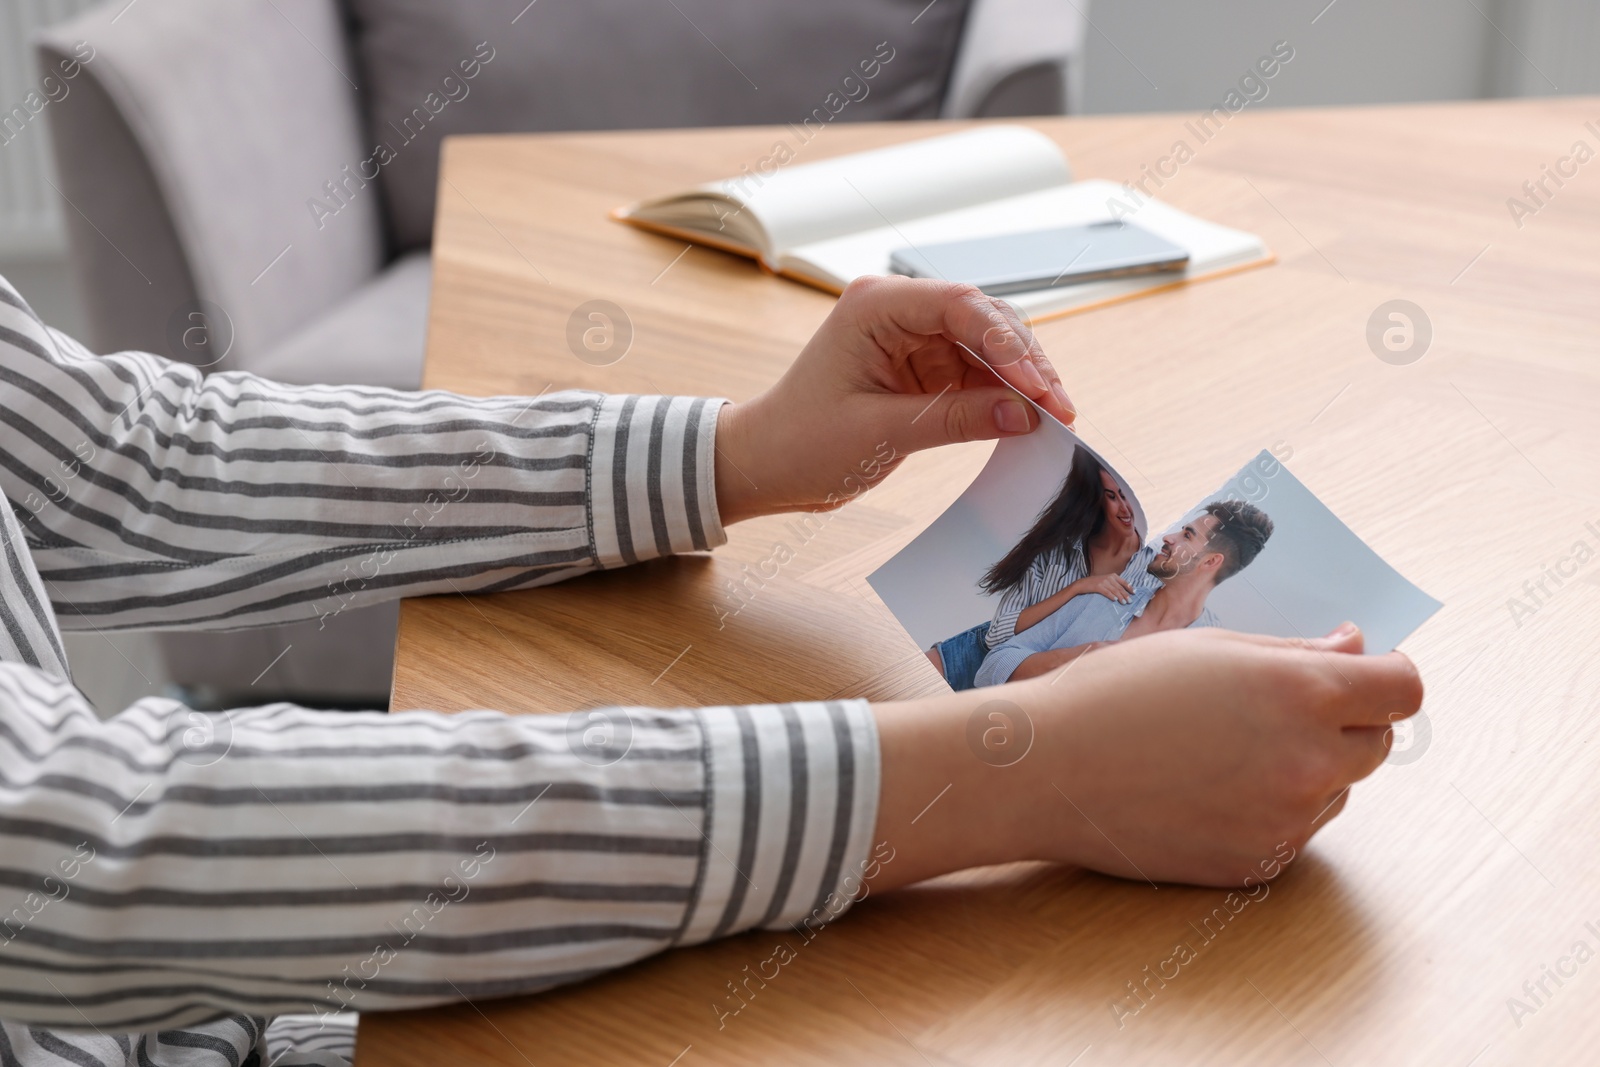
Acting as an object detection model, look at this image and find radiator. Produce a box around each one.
[0,0,101,255]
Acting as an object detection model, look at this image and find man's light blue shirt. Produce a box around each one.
[975,545,1218,687]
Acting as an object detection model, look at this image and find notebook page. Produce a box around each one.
[711,125,1070,260]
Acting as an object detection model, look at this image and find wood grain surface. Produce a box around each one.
[357,99,1600,1067]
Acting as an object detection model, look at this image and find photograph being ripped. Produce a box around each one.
[869,409,1441,691]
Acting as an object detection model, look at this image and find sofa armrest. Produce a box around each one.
[36,0,384,371]
[28,38,198,361]
[943,0,1088,117]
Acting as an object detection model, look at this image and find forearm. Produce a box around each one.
[1011,643,1099,681]
[1,280,733,633]
[1014,582,1083,634]
[869,689,1037,891]
[4,328,724,632]
[0,663,876,1030]
[973,630,1063,687]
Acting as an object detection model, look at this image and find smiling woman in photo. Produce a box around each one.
[925,444,1153,689]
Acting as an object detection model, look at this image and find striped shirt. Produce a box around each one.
[0,275,881,1066]
[986,540,1161,648]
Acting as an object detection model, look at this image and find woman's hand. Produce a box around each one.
[713,276,1075,524]
[1069,574,1135,605]
[870,624,1423,891]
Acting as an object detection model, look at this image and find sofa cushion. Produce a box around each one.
[249,251,431,389]
[343,0,974,251]
[40,0,387,361]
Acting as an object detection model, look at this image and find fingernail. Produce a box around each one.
[994,399,1031,434]
[1015,359,1047,394]
[1051,382,1076,420]
[1331,621,1358,638]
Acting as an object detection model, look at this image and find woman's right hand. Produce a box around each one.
[1068,574,1135,604]
[872,623,1423,891]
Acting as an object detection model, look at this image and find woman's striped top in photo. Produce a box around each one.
[986,540,1162,648]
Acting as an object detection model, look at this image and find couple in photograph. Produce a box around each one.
[926,448,1275,689]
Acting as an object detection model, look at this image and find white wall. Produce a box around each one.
[1079,0,1596,114]
[1488,0,1600,96]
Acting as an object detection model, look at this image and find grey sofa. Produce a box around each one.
[37,0,1085,706]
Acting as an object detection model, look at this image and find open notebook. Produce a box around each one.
[614,126,1274,323]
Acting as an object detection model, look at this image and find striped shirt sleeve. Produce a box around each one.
[0,273,885,1044]
[0,278,724,633]
[985,542,1087,648]
[0,665,880,1032]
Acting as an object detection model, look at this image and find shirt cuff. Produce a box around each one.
[676,700,883,947]
[588,395,728,567]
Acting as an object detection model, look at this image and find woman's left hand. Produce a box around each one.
[714,276,1076,524]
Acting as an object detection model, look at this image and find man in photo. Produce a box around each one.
[924,446,1147,691]
[975,499,1274,685]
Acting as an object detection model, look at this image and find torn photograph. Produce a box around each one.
[869,417,1441,691]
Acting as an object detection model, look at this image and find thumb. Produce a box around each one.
[881,386,1039,455]
[1310,622,1365,655]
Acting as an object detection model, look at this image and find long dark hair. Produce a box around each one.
[981,446,1110,595]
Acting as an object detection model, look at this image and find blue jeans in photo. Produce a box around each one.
[933,621,991,692]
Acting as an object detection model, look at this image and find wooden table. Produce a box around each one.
[357,100,1600,1066]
